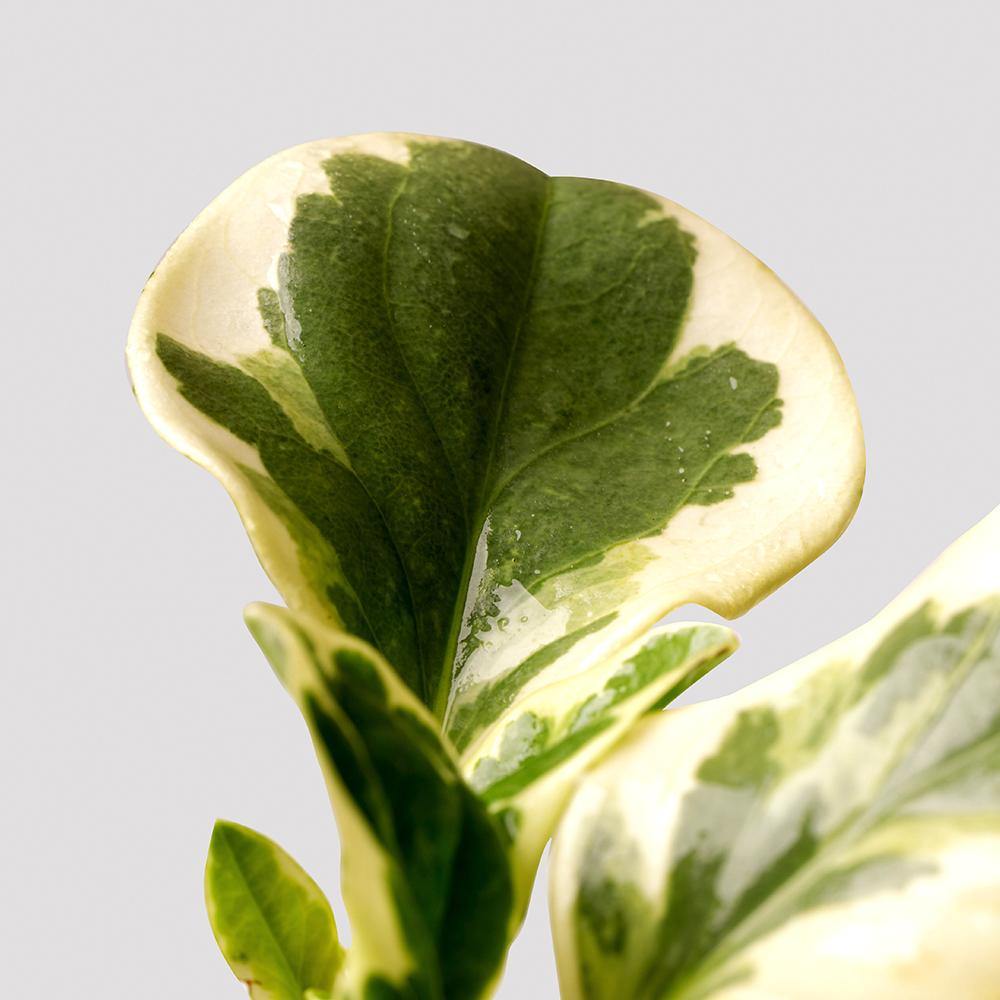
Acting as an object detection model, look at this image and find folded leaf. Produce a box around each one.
[550,508,1000,999]
[127,132,863,738]
[205,820,342,999]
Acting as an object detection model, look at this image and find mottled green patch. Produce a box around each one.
[697,706,781,791]
[858,602,938,694]
[470,630,730,804]
[447,613,617,753]
[257,287,288,349]
[574,810,657,1000]
[241,347,349,462]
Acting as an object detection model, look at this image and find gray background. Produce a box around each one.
[3,1,998,995]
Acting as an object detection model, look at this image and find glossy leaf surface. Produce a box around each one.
[551,509,1000,1000]
[128,132,863,739]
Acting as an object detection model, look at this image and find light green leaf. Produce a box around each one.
[551,508,1000,1000]
[205,820,342,999]
[127,132,863,740]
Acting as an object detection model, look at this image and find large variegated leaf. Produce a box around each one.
[127,132,863,741]
[551,508,1000,1000]
[245,602,738,997]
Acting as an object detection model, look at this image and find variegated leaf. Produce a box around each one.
[127,132,863,741]
[245,602,513,1000]
[551,508,1000,1000]
[460,619,738,909]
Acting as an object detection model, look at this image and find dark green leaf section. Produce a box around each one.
[291,634,514,1000]
[470,630,731,804]
[156,335,422,691]
[572,597,1000,999]
[156,138,784,716]
[205,820,342,999]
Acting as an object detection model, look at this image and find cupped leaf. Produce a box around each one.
[205,820,342,1000]
[550,508,1000,1000]
[127,132,863,737]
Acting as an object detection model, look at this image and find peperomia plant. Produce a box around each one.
[126,132,905,998]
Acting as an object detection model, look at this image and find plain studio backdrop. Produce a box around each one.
[2,1,998,996]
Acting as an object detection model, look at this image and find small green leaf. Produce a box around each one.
[205,821,342,1000]
[551,508,1000,999]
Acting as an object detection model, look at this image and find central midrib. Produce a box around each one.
[430,175,553,723]
[379,167,468,710]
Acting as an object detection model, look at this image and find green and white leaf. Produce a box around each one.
[205,820,342,999]
[245,602,738,997]
[551,508,1000,1000]
[127,132,863,743]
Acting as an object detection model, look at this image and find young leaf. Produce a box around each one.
[550,508,1000,1000]
[205,820,342,999]
[459,620,739,909]
[127,132,864,738]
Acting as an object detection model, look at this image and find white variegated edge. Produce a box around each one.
[550,506,1000,1000]
[127,134,447,628]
